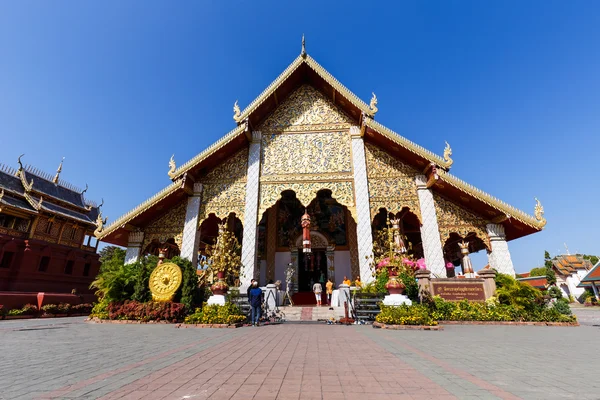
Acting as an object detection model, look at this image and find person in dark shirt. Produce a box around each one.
[248,281,263,327]
[246,279,256,299]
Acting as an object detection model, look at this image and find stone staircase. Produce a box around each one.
[277,306,346,322]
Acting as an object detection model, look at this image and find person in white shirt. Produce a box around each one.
[313,281,323,306]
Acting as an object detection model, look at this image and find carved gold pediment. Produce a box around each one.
[259,85,354,133]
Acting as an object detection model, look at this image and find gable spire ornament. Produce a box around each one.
[369,92,378,115]
[301,34,306,58]
[443,141,453,167]
[52,157,65,184]
[233,100,242,123]
[168,155,177,179]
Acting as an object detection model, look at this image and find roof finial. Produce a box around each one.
[52,157,65,184]
[443,141,453,168]
[369,92,378,115]
[81,183,88,195]
[168,155,177,179]
[16,154,25,176]
[301,34,306,58]
[233,100,242,123]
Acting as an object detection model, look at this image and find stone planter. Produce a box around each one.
[5,315,31,320]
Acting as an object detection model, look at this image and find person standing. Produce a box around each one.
[313,281,323,306]
[326,278,334,306]
[248,281,263,326]
[343,276,351,286]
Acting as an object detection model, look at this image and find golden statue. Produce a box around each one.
[534,198,546,227]
[369,92,378,115]
[233,100,242,122]
[443,141,453,167]
[149,262,183,301]
[168,155,176,179]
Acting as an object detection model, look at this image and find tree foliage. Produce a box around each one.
[98,246,124,264]
[544,250,557,286]
[583,254,599,266]
[529,267,547,277]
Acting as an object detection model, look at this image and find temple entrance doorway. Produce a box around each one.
[296,248,327,304]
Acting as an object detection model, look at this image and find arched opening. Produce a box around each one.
[443,232,488,277]
[371,207,424,260]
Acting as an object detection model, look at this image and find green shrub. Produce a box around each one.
[8,309,24,316]
[548,286,563,299]
[529,267,547,277]
[553,298,572,315]
[399,272,418,301]
[131,256,157,303]
[172,256,201,312]
[495,273,543,312]
[376,304,437,326]
[41,304,58,314]
[90,298,110,319]
[184,303,246,325]
[21,304,38,315]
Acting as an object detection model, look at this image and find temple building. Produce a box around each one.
[0,157,103,294]
[98,42,547,292]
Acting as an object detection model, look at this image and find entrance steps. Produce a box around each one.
[277,306,346,322]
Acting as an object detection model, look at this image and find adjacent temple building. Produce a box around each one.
[0,157,103,294]
[99,41,547,291]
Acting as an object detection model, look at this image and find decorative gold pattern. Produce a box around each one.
[260,172,353,183]
[142,200,187,251]
[261,131,352,176]
[199,149,248,224]
[436,169,544,229]
[534,198,546,227]
[443,141,453,168]
[52,157,64,184]
[149,262,182,301]
[365,143,421,221]
[236,55,372,124]
[168,155,176,179]
[258,181,354,221]
[260,85,353,133]
[433,193,489,248]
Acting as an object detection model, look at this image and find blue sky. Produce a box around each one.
[1,2,598,272]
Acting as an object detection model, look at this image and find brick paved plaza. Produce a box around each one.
[1,316,599,400]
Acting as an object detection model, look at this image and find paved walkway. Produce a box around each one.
[0,317,599,399]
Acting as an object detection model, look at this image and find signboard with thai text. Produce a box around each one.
[430,280,486,301]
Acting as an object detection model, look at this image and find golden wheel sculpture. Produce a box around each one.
[149,262,182,302]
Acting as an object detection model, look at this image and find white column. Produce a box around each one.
[180,183,203,264]
[486,223,516,276]
[415,175,446,277]
[350,126,375,283]
[592,282,600,301]
[124,231,144,265]
[240,131,262,289]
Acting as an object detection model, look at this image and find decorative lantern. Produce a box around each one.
[301,209,311,254]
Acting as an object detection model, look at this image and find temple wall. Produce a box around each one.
[433,193,490,248]
[142,199,187,252]
[198,148,248,224]
[364,143,421,221]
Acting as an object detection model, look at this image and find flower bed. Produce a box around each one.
[183,303,246,326]
[105,301,187,323]
[0,303,93,320]
[372,321,443,330]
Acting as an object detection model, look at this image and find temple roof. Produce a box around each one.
[517,276,548,289]
[0,161,100,228]
[552,254,593,276]
[99,44,546,246]
[578,261,600,286]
